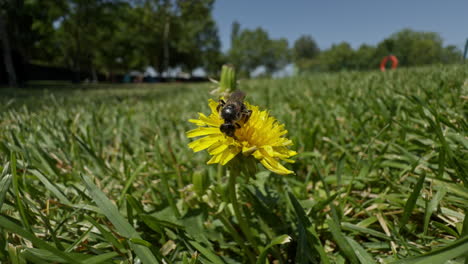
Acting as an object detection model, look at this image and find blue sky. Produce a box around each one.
[212,0,468,52]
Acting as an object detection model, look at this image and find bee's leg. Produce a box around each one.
[217,99,226,112]
[235,122,241,129]
[243,110,253,123]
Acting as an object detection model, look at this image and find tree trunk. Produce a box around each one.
[163,19,170,77]
[0,15,17,88]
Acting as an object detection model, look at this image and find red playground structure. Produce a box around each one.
[380,55,398,72]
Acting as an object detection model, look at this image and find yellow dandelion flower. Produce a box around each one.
[187,99,297,175]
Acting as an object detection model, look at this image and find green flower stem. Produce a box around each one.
[217,164,223,184]
[228,167,259,257]
[160,172,181,218]
[220,64,236,92]
[218,212,256,263]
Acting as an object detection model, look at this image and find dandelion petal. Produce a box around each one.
[187,98,296,174]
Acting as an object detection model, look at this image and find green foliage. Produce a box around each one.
[3,1,464,81]
[175,0,221,75]
[1,65,468,263]
[293,35,320,61]
[387,29,444,66]
[55,0,124,78]
[92,2,139,74]
[353,44,378,70]
[0,0,64,62]
[2,0,221,79]
[228,23,290,78]
[292,35,320,73]
[295,29,463,73]
[318,42,355,71]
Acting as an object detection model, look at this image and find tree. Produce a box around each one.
[174,0,220,75]
[264,38,290,76]
[121,0,221,76]
[231,21,240,45]
[313,29,459,73]
[374,38,396,67]
[318,42,355,72]
[292,35,320,72]
[22,0,67,65]
[382,29,444,67]
[353,44,377,70]
[54,0,128,82]
[1,0,222,83]
[92,2,138,78]
[0,11,17,87]
[229,24,290,77]
[129,0,175,75]
[441,45,462,64]
[293,35,320,61]
[0,0,65,86]
[229,26,266,77]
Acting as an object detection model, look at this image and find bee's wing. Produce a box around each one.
[228,90,246,103]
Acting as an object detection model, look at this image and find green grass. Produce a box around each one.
[1,65,467,263]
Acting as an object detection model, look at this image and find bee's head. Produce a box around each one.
[220,123,236,137]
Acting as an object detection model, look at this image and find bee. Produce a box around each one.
[217,90,252,138]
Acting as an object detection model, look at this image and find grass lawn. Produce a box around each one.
[1,65,467,263]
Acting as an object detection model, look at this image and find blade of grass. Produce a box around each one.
[256,235,291,264]
[0,174,12,211]
[0,215,80,264]
[23,248,119,264]
[84,252,120,264]
[288,192,330,264]
[22,250,51,264]
[188,241,225,264]
[30,169,71,205]
[424,187,447,235]
[400,173,426,231]
[429,178,468,200]
[327,219,360,264]
[391,235,468,264]
[10,152,31,231]
[65,226,93,252]
[81,174,160,264]
[342,222,390,241]
[159,172,181,218]
[346,237,377,264]
[118,162,147,204]
[84,215,127,253]
[8,245,22,264]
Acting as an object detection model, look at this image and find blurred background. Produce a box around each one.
[1,0,467,87]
